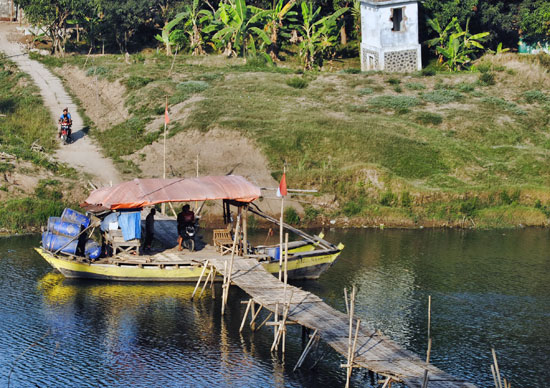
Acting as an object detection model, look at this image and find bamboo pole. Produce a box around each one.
[293,329,319,371]
[222,214,241,315]
[492,348,503,388]
[255,311,273,332]
[239,299,252,333]
[491,364,499,388]
[421,370,429,388]
[191,260,209,299]
[426,337,432,364]
[162,96,167,216]
[279,166,285,281]
[283,233,289,300]
[381,377,391,388]
[210,265,215,299]
[250,304,263,330]
[198,269,213,298]
[243,205,248,257]
[344,287,349,315]
[345,286,356,388]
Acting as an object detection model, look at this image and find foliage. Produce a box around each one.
[169,80,209,104]
[0,197,67,232]
[155,12,187,56]
[380,190,397,206]
[297,2,348,69]
[478,72,496,86]
[519,0,550,44]
[367,95,421,111]
[523,90,549,104]
[421,89,463,104]
[283,206,300,224]
[286,77,308,89]
[427,18,490,71]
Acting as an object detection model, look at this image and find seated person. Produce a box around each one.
[177,204,195,251]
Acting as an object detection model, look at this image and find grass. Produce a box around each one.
[33,51,550,228]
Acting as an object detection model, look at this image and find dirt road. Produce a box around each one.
[0,23,120,186]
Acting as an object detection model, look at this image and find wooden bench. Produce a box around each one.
[213,224,234,255]
[104,229,141,255]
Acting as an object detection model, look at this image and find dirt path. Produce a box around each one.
[0,23,120,186]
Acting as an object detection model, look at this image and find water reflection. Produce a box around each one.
[1,230,549,387]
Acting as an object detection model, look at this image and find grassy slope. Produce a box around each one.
[0,54,78,232]
[37,53,550,228]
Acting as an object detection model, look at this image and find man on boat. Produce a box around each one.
[177,204,195,251]
[144,208,156,252]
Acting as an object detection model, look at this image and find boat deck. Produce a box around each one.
[207,256,476,388]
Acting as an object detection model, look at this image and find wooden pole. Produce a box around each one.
[492,348,503,388]
[427,295,431,339]
[239,299,252,333]
[421,370,429,388]
[293,329,319,371]
[255,312,273,332]
[243,205,248,257]
[426,337,432,364]
[491,364,499,388]
[345,286,356,388]
[199,269,213,298]
[344,287,349,315]
[191,260,208,299]
[162,96,167,216]
[279,165,285,281]
[222,214,241,315]
[284,233,289,298]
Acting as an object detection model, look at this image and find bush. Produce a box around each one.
[380,191,397,206]
[479,72,496,86]
[368,95,421,110]
[303,205,320,223]
[386,77,401,85]
[421,67,436,76]
[86,66,109,78]
[125,75,153,90]
[286,77,308,89]
[523,90,548,104]
[477,63,491,73]
[405,82,426,90]
[414,111,443,125]
[341,68,361,74]
[457,83,475,93]
[460,197,479,217]
[401,191,412,208]
[393,86,403,93]
[284,206,300,224]
[358,87,374,95]
[343,199,363,216]
[169,80,209,104]
[421,89,463,104]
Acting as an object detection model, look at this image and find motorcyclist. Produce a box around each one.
[58,107,73,141]
[177,204,195,251]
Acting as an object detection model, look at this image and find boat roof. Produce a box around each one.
[83,175,261,210]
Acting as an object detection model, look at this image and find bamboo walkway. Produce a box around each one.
[207,256,477,388]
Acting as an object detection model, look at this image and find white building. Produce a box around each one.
[0,0,17,21]
[360,0,421,72]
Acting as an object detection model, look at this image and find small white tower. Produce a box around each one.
[360,0,422,72]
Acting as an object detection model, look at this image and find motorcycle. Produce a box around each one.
[60,122,71,145]
[181,223,196,252]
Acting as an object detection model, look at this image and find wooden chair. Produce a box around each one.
[213,224,234,255]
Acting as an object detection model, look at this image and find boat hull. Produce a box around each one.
[34,247,342,282]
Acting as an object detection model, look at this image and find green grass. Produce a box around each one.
[33,51,550,228]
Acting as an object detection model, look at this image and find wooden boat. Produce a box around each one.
[36,176,344,282]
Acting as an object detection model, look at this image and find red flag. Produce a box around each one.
[277,173,287,197]
[165,102,170,124]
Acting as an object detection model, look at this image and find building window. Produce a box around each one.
[391,8,403,32]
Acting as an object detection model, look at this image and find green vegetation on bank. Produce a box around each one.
[0,55,77,233]
[35,50,550,228]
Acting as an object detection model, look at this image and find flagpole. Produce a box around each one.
[162,96,168,215]
[279,165,285,281]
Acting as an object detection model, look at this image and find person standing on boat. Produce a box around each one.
[144,208,156,252]
[177,204,195,251]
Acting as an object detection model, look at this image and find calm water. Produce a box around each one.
[0,229,549,387]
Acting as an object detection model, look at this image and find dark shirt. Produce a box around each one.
[145,212,155,235]
[177,210,194,228]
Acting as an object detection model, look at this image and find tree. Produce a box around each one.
[15,0,82,55]
[519,0,550,44]
[297,2,348,69]
[262,0,298,61]
[155,12,186,55]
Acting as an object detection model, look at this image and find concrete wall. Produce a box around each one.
[360,0,421,72]
[0,0,15,21]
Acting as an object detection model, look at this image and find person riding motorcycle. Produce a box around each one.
[58,108,73,142]
[177,204,195,251]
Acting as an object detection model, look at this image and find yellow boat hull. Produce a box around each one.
[34,245,343,282]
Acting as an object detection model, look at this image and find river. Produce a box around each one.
[0,229,548,387]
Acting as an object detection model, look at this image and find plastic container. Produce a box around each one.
[61,208,90,228]
[47,217,81,237]
[266,246,281,261]
[42,232,78,255]
[85,240,102,260]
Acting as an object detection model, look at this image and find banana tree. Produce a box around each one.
[426,17,459,64]
[181,0,212,55]
[436,31,469,71]
[155,12,186,56]
[262,0,298,61]
[212,0,272,57]
[297,2,348,70]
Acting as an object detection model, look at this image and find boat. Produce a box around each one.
[35,175,344,282]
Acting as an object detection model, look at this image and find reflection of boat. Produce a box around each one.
[36,176,343,282]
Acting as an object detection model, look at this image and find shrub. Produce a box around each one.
[86,66,109,78]
[125,75,153,90]
[169,80,209,104]
[286,77,308,89]
[481,97,526,115]
[405,82,426,90]
[35,179,62,201]
[460,197,479,217]
[457,83,475,93]
[358,87,374,95]
[421,89,463,104]
[421,67,436,76]
[401,191,412,208]
[479,72,496,86]
[523,90,548,104]
[477,63,491,73]
[368,95,421,110]
[343,199,363,216]
[303,205,320,223]
[414,111,443,125]
[341,68,361,74]
[380,191,397,206]
[284,206,300,224]
[393,86,403,93]
[386,77,401,85]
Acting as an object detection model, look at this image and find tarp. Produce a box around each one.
[84,175,261,210]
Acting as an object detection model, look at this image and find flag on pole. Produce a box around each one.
[165,101,170,124]
[276,173,287,197]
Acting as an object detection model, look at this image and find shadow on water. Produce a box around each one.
[0,230,549,387]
